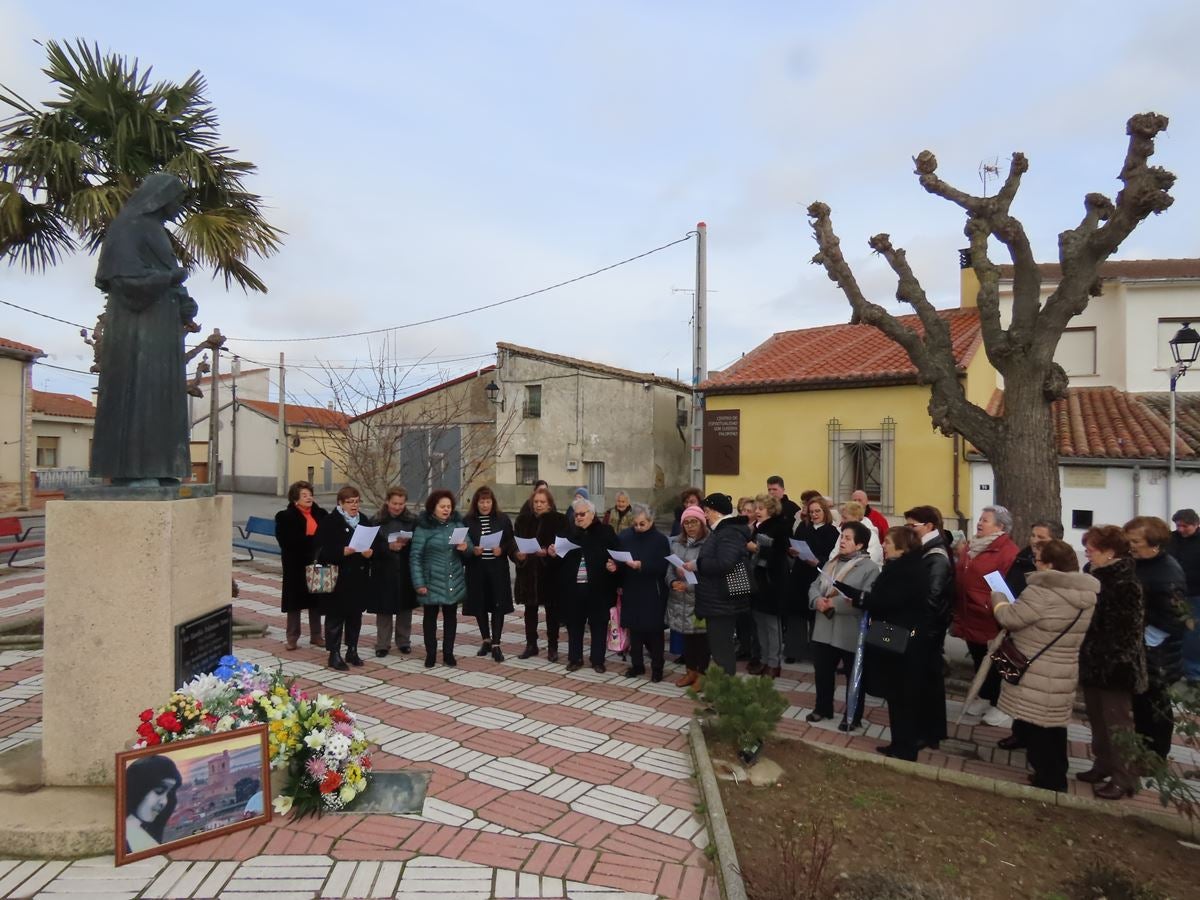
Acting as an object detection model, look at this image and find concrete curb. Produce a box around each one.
[688,718,748,900]
[798,736,1198,841]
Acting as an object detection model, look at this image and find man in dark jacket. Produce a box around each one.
[1168,508,1200,686]
[766,476,801,523]
[1005,520,1062,598]
[694,493,753,675]
[903,505,955,748]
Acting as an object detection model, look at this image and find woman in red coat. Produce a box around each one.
[954,504,1019,726]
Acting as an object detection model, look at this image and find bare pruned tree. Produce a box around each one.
[303,342,520,510]
[808,113,1175,541]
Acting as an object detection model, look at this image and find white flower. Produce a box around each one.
[180,673,233,705]
[315,695,335,712]
[272,794,294,815]
[351,729,365,743]
[323,733,352,761]
[304,731,326,751]
[215,715,236,732]
[338,783,357,804]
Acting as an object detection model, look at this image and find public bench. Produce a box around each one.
[0,517,45,566]
[232,516,281,560]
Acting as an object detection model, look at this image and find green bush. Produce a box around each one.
[693,664,787,753]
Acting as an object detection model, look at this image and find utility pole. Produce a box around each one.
[691,222,707,491]
[208,337,221,487]
[277,352,287,497]
[230,356,240,493]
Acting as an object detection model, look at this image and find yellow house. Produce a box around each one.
[0,337,45,511]
[700,305,991,529]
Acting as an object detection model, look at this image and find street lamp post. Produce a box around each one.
[1167,322,1200,518]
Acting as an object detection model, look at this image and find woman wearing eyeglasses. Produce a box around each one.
[549,499,618,673]
[315,485,376,671]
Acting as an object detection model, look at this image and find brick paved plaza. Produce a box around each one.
[0,558,1195,898]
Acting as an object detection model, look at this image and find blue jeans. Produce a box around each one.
[1184,595,1200,683]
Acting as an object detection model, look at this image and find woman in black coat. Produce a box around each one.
[786,496,839,663]
[1126,516,1191,761]
[514,486,569,661]
[274,480,329,651]
[691,493,753,676]
[369,487,418,657]
[854,527,928,761]
[315,485,376,671]
[616,505,671,682]
[748,494,793,678]
[464,485,516,663]
[550,500,618,673]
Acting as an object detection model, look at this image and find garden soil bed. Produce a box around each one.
[717,737,1196,900]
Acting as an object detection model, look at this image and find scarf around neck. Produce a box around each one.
[968,531,1001,559]
[338,506,360,528]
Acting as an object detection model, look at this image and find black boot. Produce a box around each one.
[326,621,348,671]
[518,644,539,659]
[328,650,349,671]
[345,646,364,667]
[477,640,492,657]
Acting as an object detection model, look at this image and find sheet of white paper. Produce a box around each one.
[681,568,698,585]
[395,530,413,540]
[514,536,542,554]
[608,550,634,563]
[479,531,504,550]
[448,526,469,545]
[665,553,685,567]
[387,532,406,544]
[983,570,1016,603]
[663,554,697,584]
[1144,624,1169,648]
[788,539,818,562]
[349,524,380,552]
[554,536,581,555]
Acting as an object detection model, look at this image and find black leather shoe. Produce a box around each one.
[375,649,388,658]
[651,671,663,683]
[805,712,825,723]
[443,654,457,667]
[424,654,436,668]
[997,735,1027,751]
[329,652,349,672]
[876,744,895,757]
[623,667,645,678]
[518,645,539,660]
[547,649,559,663]
[492,646,505,662]
[566,660,583,672]
[345,649,364,667]
[477,641,491,657]
[592,663,606,674]
[398,645,411,654]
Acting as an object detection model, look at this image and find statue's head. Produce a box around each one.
[124,173,187,221]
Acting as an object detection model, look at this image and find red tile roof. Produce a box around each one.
[0,336,45,358]
[997,258,1200,283]
[30,389,95,419]
[986,386,1199,460]
[239,399,349,430]
[701,308,982,394]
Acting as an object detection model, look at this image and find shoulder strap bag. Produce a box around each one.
[990,609,1083,685]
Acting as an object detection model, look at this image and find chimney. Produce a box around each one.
[327,401,335,411]
[959,248,979,309]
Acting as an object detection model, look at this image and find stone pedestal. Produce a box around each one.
[41,495,232,785]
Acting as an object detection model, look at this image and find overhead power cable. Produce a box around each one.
[1,299,91,331]
[226,233,695,343]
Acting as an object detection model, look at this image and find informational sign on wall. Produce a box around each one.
[704,410,740,475]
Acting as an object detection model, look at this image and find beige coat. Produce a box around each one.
[991,569,1098,728]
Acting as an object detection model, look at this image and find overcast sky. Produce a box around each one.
[2,0,1198,408]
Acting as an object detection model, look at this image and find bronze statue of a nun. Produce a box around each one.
[90,174,197,484]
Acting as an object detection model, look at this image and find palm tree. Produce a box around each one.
[0,39,282,292]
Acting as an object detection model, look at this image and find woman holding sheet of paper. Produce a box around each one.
[667,506,709,687]
[275,479,329,651]
[615,504,671,682]
[410,489,473,668]
[747,493,792,679]
[370,487,419,658]
[514,487,569,661]
[785,496,839,664]
[550,499,618,673]
[464,485,515,663]
[315,485,376,671]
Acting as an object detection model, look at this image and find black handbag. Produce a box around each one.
[725,560,753,598]
[990,610,1082,685]
[865,620,912,655]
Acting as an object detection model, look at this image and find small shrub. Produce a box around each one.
[742,818,837,900]
[693,664,788,755]
[1113,681,1200,820]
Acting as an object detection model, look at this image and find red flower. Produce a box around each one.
[139,709,154,723]
[361,755,372,771]
[155,711,182,733]
[331,708,351,724]
[142,730,161,746]
[203,714,219,728]
[136,721,157,740]
[319,771,343,794]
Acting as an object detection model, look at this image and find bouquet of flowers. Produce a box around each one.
[132,655,371,817]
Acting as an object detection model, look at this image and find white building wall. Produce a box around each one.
[968,460,1200,551]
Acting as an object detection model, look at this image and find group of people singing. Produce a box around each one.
[270,476,1195,801]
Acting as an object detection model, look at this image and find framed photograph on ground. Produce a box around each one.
[115,724,271,866]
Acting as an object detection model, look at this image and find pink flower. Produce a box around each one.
[305,757,328,779]
[334,722,354,737]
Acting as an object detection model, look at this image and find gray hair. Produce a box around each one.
[982,505,1013,533]
[574,498,596,515]
[631,503,654,521]
[1030,519,1064,539]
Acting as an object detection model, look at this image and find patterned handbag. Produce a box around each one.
[607,592,630,653]
[725,560,753,599]
[304,562,339,594]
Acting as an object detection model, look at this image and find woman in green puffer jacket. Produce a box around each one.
[410,489,473,669]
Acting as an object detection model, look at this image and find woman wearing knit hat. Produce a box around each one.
[668,506,710,687]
